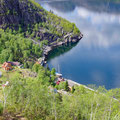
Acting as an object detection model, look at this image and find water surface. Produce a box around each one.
[36,0,120,89]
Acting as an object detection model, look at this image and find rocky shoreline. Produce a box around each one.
[32,32,83,66]
[43,33,83,60]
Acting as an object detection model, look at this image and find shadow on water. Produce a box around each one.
[47,42,79,61]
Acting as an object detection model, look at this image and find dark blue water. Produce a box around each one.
[36,0,120,89]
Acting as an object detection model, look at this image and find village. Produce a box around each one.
[0,60,79,94]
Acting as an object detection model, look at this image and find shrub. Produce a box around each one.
[0,103,3,115]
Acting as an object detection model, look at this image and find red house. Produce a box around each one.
[56,78,64,85]
[2,62,12,71]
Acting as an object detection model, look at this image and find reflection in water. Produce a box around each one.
[47,1,75,13]
[47,42,78,61]
[76,7,120,49]
[37,0,120,14]
[37,0,120,89]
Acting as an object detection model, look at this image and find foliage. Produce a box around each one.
[0,103,3,115]
[56,81,69,91]
[55,81,66,90]
[0,29,42,64]
[32,63,44,73]
[1,0,80,48]
[0,69,120,120]
[71,86,75,93]
[1,0,120,119]
[51,68,56,76]
[64,81,69,91]
[50,68,56,85]
[107,88,120,100]
[46,12,80,36]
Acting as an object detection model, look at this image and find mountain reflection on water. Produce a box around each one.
[36,0,120,89]
[47,42,79,61]
[38,0,120,13]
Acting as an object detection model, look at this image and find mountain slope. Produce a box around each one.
[0,0,82,43]
[0,0,82,65]
[0,0,45,28]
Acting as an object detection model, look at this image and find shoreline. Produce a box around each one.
[65,79,118,101]
[40,33,84,89]
[65,79,95,92]
[43,33,83,63]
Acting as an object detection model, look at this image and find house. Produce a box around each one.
[6,61,21,67]
[56,81,60,85]
[56,78,64,85]
[2,62,12,71]
[10,62,20,66]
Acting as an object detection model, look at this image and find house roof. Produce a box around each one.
[11,62,20,66]
[56,81,60,85]
[3,62,12,68]
[7,61,20,66]
[3,62,20,67]
[58,78,64,81]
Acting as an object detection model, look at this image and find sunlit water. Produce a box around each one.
[36,0,120,89]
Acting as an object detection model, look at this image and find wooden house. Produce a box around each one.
[2,62,12,71]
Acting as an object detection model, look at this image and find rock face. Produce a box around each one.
[0,0,83,46]
[0,0,45,28]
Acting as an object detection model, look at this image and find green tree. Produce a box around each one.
[64,81,69,92]
[18,25,23,33]
[51,68,56,76]
[0,103,3,115]
[71,86,75,93]
[32,63,43,73]
[24,62,29,68]
[50,68,56,84]
[8,54,13,61]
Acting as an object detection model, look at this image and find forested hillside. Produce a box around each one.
[0,0,120,120]
[0,0,82,65]
[0,64,120,120]
[0,0,81,43]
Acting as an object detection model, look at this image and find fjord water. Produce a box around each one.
[37,0,120,89]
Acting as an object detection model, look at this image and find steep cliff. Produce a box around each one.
[0,0,82,44]
[0,0,83,65]
[0,0,45,28]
